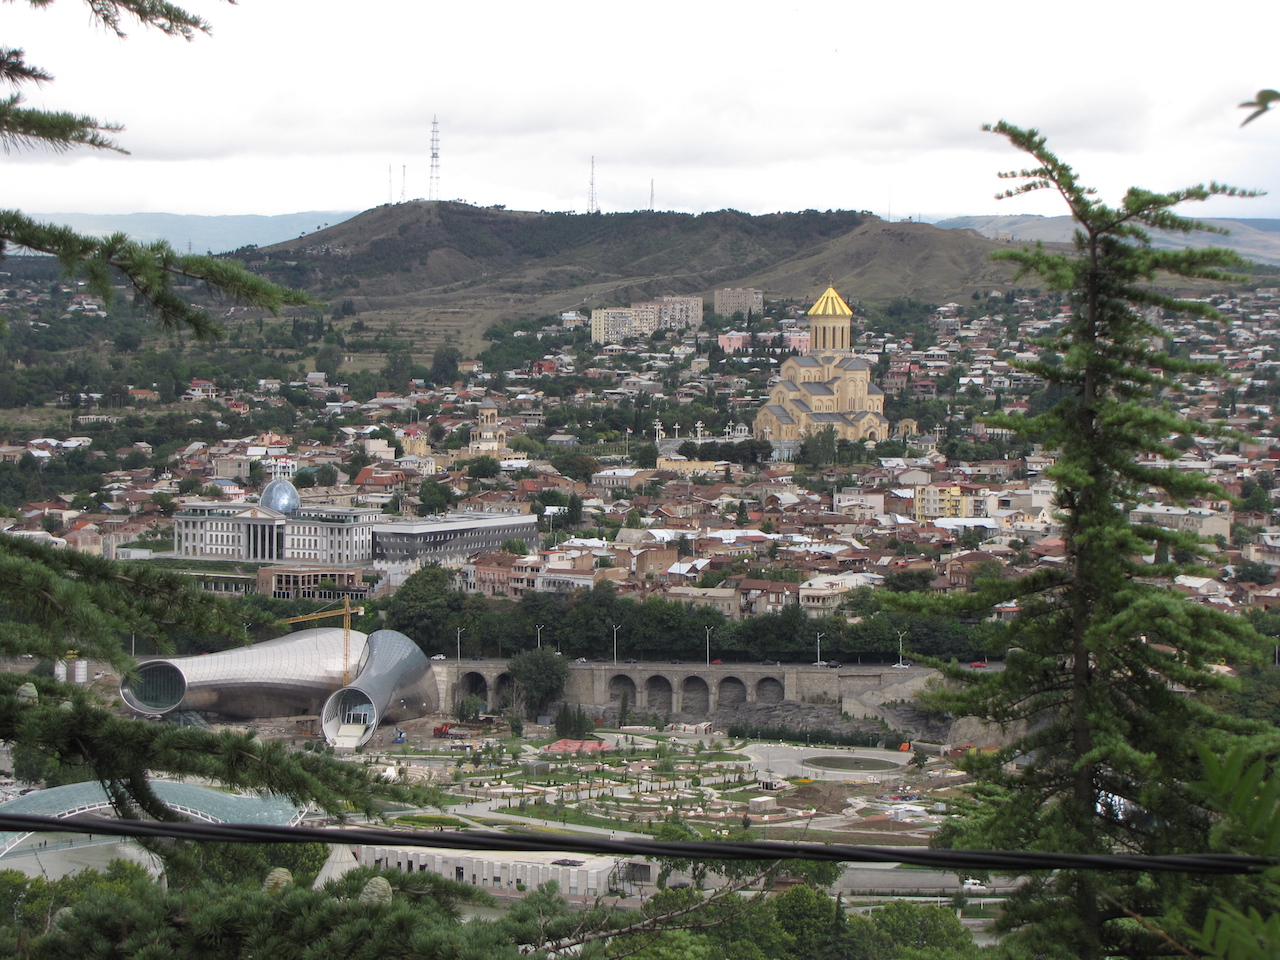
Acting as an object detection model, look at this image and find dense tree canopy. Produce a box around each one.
[375,559,985,667]
[506,647,568,716]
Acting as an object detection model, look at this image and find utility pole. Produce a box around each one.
[457,627,463,661]
[706,625,712,665]
[613,624,620,665]
[536,624,543,650]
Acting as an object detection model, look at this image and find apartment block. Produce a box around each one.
[590,296,703,343]
[713,288,764,318]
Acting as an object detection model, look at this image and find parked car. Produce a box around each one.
[826,661,842,669]
[969,661,987,668]
[761,659,779,666]
[669,658,682,664]
[430,654,447,661]
[710,659,724,664]
[891,660,912,669]
[573,657,587,663]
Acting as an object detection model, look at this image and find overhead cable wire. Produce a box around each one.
[0,813,1271,876]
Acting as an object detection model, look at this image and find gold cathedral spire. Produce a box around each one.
[808,285,853,318]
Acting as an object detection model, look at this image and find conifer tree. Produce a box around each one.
[0,0,422,830]
[896,122,1274,959]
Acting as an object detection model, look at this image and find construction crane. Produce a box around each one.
[283,596,365,686]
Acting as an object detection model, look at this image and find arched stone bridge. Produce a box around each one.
[428,659,934,720]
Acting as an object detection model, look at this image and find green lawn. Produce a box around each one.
[514,802,658,833]
[393,814,468,829]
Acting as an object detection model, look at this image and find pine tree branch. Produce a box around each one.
[0,211,314,338]
[21,0,217,40]
[0,533,250,664]
[0,93,124,153]
[0,47,52,85]
[3,3,304,339]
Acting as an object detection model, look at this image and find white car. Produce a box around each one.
[430,654,447,661]
[891,660,912,669]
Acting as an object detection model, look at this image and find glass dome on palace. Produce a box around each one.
[260,478,301,514]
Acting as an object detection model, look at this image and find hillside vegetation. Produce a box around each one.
[244,203,1024,354]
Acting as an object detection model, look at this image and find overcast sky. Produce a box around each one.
[8,0,1280,222]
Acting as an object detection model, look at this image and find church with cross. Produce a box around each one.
[753,285,891,457]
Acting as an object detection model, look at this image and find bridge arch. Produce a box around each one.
[756,676,784,704]
[459,671,489,708]
[608,674,638,704]
[718,676,748,707]
[681,676,710,716]
[644,675,673,714]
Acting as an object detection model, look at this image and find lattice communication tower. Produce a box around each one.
[429,117,440,201]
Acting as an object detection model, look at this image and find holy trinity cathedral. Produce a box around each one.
[753,286,891,455]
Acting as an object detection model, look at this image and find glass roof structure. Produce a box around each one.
[0,781,304,857]
[260,478,301,514]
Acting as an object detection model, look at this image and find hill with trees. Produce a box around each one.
[239,203,1026,355]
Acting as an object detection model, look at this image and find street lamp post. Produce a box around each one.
[456,627,463,661]
[536,624,543,650]
[706,625,712,665]
[613,624,620,665]
[816,632,823,666]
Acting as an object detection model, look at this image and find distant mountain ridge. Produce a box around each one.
[935,215,1280,265]
[241,202,1025,354]
[259,201,1024,306]
[29,208,1280,268]
[25,204,1275,358]
[27,211,359,255]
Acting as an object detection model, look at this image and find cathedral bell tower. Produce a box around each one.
[807,285,853,353]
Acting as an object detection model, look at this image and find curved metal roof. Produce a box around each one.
[321,629,437,748]
[120,627,369,719]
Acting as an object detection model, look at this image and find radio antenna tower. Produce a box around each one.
[650,179,654,211]
[400,165,406,203]
[388,165,393,205]
[588,156,597,214]
[429,117,440,201]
